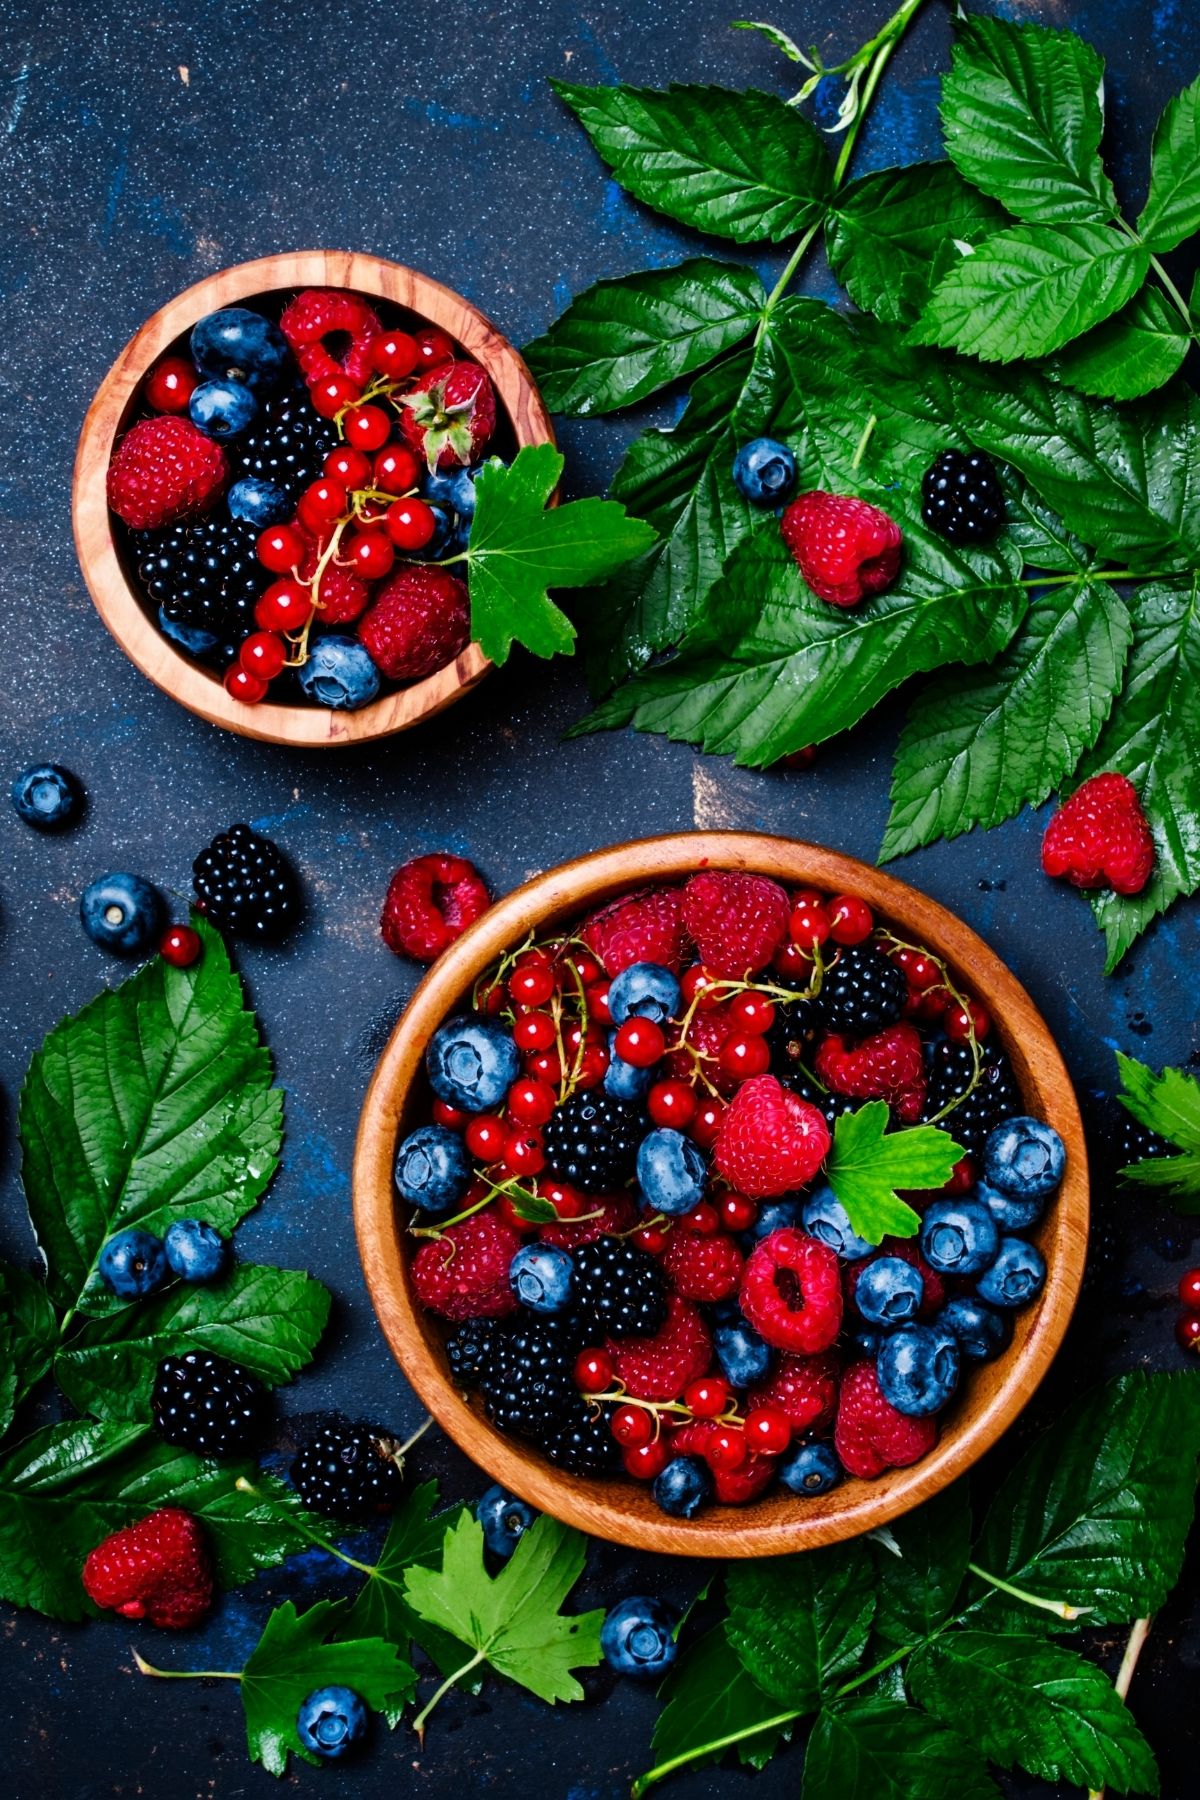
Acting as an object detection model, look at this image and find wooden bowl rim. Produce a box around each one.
[352,831,1088,1558]
[71,249,555,748]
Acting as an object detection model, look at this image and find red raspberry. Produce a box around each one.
[106,416,227,530]
[610,1294,711,1401]
[664,999,739,1095]
[844,1239,945,1321]
[748,1349,840,1433]
[399,361,496,471]
[279,287,382,388]
[358,565,470,681]
[815,1023,926,1123]
[780,490,902,607]
[740,1228,842,1353]
[82,1507,212,1630]
[681,871,790,977]
[297,537,369,625]
[714,1075,830,1199]
[662,1228,744,1301]
[412,1211,519,1320]
[580,887,688,976]
[539,1193,637,1249]
[834,1359,937,1479]
[1041,772,1154,897]
[380,853,490,962]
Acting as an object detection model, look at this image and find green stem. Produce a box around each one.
[233,1478,378,1577]
[1149,253,1193,328]
[832,1639,918,1696]
[134,1650,240,1680]
[967,1561,1092,1622]
[411,1648,487,1742]
[1019,568,1190,588]
[758,219,823,327]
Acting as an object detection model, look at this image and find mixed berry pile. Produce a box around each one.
[395,870,1064,1519]
[106,291,501,710]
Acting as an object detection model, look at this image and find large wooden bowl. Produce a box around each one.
[72,250,555,747]
[353,832,1088,1556]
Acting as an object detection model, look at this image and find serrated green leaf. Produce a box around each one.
[872,1481,972,1645]
[881,581,1132,858]
[1048,284,1192,401]
[1006,484,1095,574]
[1114,1053,1200,1204]
[523,259,764,417]
[0,1313,15,1445]
[1139,72,1200,251]
[726,1542,875,1711]
[644,1625,795,1784]
[0,1260,56,1410]
[824,1104,962,1245]
[826,163,1005,326]
[940,14,1117,226]
[802,1697,1001,1800]
[552,80,831,244]
[731,20,807,65]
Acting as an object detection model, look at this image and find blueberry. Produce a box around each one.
[422,469,463,511]
[743,1196,802,1243]
[509,1243,574,1313]
[601,1595,680,1679]
[732,437,797,507]
[938,1293,1010,1361]
[227,476,290,526]
[919,1197,1000,1276]
[854,1255,924,1326]
[652,1454,712,1519]
[876,1323,960,1416]
[297,636,381,710]
[976,1236,1046,1308]
[99,1227,168,1298]
[474,1484,537,1558]
[190,307,289,389]
[163,1219,226,1283]
[295,1685,367,1760]
[394,1123,473,1213]
[779,1440,841,1497]
[802,1186,875,1260]
[713,1317,772,1390]
[978,1177,1044,1232]
[80,872,163,955]
[189,377,259,440]
[983,1117,1065,1200]
[423,502,456,556]
[157,606,220,656]
[427,1017,520,1114]
[608,962,682,1027]
[11,763,82,830]
[851,1326,884,1357]
[604,1046,655,1103]
[637,1128,707,1216]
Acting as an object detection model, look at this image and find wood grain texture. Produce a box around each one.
[353,832,1089,1558]
[72,250,555,746]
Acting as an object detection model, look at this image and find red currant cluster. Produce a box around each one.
[1175,1268,1200,1352]
[574,1357,792,1483]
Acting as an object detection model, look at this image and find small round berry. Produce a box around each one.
[789,899,831,948]
[614,1017,667,1068]
[10,764,83,831]
[99,1227,168,1297]
[80,872,163,955]
[497,1196,537,1234]
[474,1484,537,1559]
[625,1437,671,1480]
[705,1426,748,1472]
[256,523,305,574]
[296,1686,367,1761]
[945,1000,990,1042]
[893,947,940,991]
[727,992,776,1035]
[413,327,456,371]
[509,1242,572,1312]
[298,478,348,531]
[684,1376,728,1419]
[386,498,437,551]
[503,1129,545,1178]
[779,1440,841,1496]
[525,1049,563,1084]
[828,894,873,945]
[432,1099,468,1130]
[1179,1269,1200,1309]
[577,1045,610,1090]
[344,528,394,580]
[587,981,613,1024]
[718,1192,757,1232]
[507,1078,556,1127]
[691,1099,725,1149]
[513,1010,557,1052]
[612,1404,653,1448]
[745,1407,791,1455]
[375,443,422,494]
[311,372,362,418]
[371,330,419,380]
[773,941,814,983]
[1176,1314,1200,1353]
[224,664,268,704]
[575,1348,613,1392]
[325,445,372,488]
[159,924,202,968]
[633,1223,668,1254]
[255,578,314,633]
[682,1200,720,1236]
[652,1453,711,1516]
[565,950,603,987]
[163,1217,226,1282]
[343,404,390,451]
[145,356,199,413]
[601,1595,680,1680]
[239,632,286,681]
[648,1080,698,1129]
[465,1114,506,1163]
[718,1034,771,1079]
[509,963,556,1008]
[681,965,723,1010]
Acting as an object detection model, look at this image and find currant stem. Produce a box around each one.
[392,1414,435,1464]
[133,1650,241,1680]
[967,1561,1093,1622]
[1149,254,1193,330]
[411,1648,488,1742]
[233,1478,377,1576]
[1088,1616,1153,1800]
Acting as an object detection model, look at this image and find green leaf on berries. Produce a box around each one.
[1113,1052,1200,1203]
[1006,486,1095,575]
[726,1543,875,1710]
[871,1480,972,1645]
[1048,285,1192,401]
[826,162,1004,326]
[644,1625,796,1784]
[1139,72,1200,251]
[0,1261,56,1413]
[824,1104,963,1245]
[802,1698,1001,1800]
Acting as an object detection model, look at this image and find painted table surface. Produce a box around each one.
[0,0,1196,1795]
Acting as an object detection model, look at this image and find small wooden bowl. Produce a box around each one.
[72,250,555,747]
[353,832,1087,1557]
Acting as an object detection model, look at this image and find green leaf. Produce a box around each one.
[1077,582,1200,969]
[0,1314,15,1445]
[552,80,831,244]
[871,1480,972,1645]
[881,581,1133,858]
[54,1263,330,1421]
[1006,484,1095,575]
[1139,72,1200,251]
[644,1625,795,1783]
[465,443,656,665]
[403,1511,603,1705]
[18,915,283,1318]
[1114,1052,1200,1204]
[826,162,1005,326]
[0,1260,56,1409]
[910,1632,1158,1795]
[239,1598,414,1775]
[731,20,807,65]
[1048,284,1192,401]
[725,1542,875,1710]
[802,1697,1001,1800]
[523,259,764,417]
[911,225,1147,362]
[940,14,1117,225]
[822,1104,963,1245]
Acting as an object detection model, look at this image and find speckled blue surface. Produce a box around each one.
[0,1,1197,1794]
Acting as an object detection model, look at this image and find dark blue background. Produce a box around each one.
[1,1,1197,1794]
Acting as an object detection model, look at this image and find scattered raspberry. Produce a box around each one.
[581,887,688,976]
[399,361,496,471]
[539,1193,637,1250]
[610,1293,711,1401]
[299,537,369,625]
[740,1228,843,1353]
[412,1211,520,1320]
[107,417,227,530]
[1041,772,1154,897]
[82,1507,212,1630]
[359,565,470,681]
[834,1359,937,1479]
[381,854,491,962]
[680,871,790,978]
[780,490,902,607]
[708,1452,777,1505]
[815,1022,926,1122]
[279,288,382,388]
[714,1075,831,1198]
[845,1238,946,1320]
[662,1228,744,1302]
[748,1349,840,1433]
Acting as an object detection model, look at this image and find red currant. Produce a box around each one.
[311,373,361,418]
[239,631,286,681]
[719,1192,758,1232]
[507,1078,556,1127]
[497,1196,538,1234]
[648,1080,698,1129]
[684,1376,729,1419]
[514,1010,557,1052]
[575,1044,610,1088]
[255,579,314,633]
[465,1114,506,1163]
[563,1017,601,1052]
[681,965,723,1011]
[745,1407,791,1455]
[611,1404,653,1447]
[525,1049,563,1084]
[509,963,556,1008]
[945,1156,977,1195]
[540,1180,584,1220]
[586,981,613,1025]
[159,923,201,968]
[343,404,391,451]
[1179,1269,1200,1309]
[691,1099,725,1149]
[574,1349,613,1393]
[719,1035,771,1080]
[727,991,775,1035]
[344,528,395,580]
[705,1426,748,1472]
[682,1201,720,1236]
[256,524,305,574]
[828,894,873,945]
[502,1129,545,1178]
[385,498,437,551]
[945,1000,991,1042]
[790,899,831,949]
[375,443,422,495]
[773,941,814,983]
[1176,1313,1200,1353]
[614,1017,667,1068]
[298,478,348,531]
[145,356,198,413]
[623,1438,670,1480]
[324,445,372,488]
[370,330,419,380]
[431,1099,467,1130]
[413,327,456,371]
[893,947,939,991]
[564,949,603,988]
[478,982,506,1015]
[633,1223,668,1254]
[223,665,268,704]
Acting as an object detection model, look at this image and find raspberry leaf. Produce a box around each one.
[644,1625,796,1785]
[826,163,1005,327]
[0,1261,56,1413]
[1114,1053,1200,1201]
[725,1544,875,1711]
[0,1315,15,1446]
[1139,72,1200,251]
[802,1697,1001,1800]
[871,1480,972,1645]
[1048,285,1192,402]
[824,1104,963,1245]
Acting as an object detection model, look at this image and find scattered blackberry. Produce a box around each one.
[783,1067,858,1130]
[446,1317,502,1387]
[548,1404,623,1476]
[479,1317,580,1444]
[151,1350,270,1458]
[232,379,337,505]
[134,517,266,645]
[1115,1108,1173,1172]
[193,823,301,940]
[923,1038,1021,1158]
[767,997,820,1078]
[542,1092,645,1193]
[571,1236,667,1340]
[921,449,1005,545]
[818,946,907,1037]
[290,1422,404,1521]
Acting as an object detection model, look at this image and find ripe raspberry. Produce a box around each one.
[845,1240,945,1321]
[834,1359,937,1479]
[610,1293,711,1401]
[780,490,902,607]
[107,416,227,530]
[581,887,688,976]
[381,853,490,961]
[412,1210,520,1320]
[748,1349,840,1433]
[299,537,368,625]
[279,288,382,388]
[358,565,470,681]
[714,1075,830,1198]
[740,1228,843,1353]
[662,1228,744,1301]
[1041,772,1154,897]
[664,1000,738,1095]
[815,1023,926,1122]
[399,361,496,471]
[680,871,790,978]
[82,1507,212,1630]
[539,1192,637,1249]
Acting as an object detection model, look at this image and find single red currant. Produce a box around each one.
[893,947,940,991]
[789,899,831,949]
[586,981,613,1025]
[412,326,456,371]
[682,1201,720,1237]
[945,1156,976,1195]
[223,665,268,704]
[1176,1313,1200,1353]
[502,1129,545,1178]
[727,991,776,1035]
[648,1080,698,1129]
[256,523,305,574]
[145,356,198,413]
[681,965,723,1011]
[344,528,395,580]
[718,1035,771,1080]
[614,1017,667,1068]
[431,1099,468,1130]
[745,1407,791,1455]
[563,1018,602,1053]
[310,373,361,418]
[611,1404,653,1448]
[239,632,286,681]
[1179,1269,1200,1309]
[623,1438,670,1480]
[632,1223,668,1254]
[684,1376,728,1419]
[705,1426,748,1472]
[478,982,507,1015]
[497,1196,538,1235]
[575,1044,610,1088]
[298,478,349,531]
[159,924,202,968]
[343,404,391,451]
[255,578,314,633]
[385,498,437,551]
[375,443,422,495]
[574,1349,613,1393]
[945,1000,991,1042]
[828,894,873,945]
[370,330,419,380]
[691,1099,725,1149]
[540,1180,584,1220]
[773,941,814,983]
[779,745,817,769]
[525,1049,563,1084]
[324,445,372,488]
[563,949,603,988]
[507,1078,556,1127]
[465,1115,506,1163]
[513,1010,557,1053]
[509,963,556,1008]
[719,1191,758,1232]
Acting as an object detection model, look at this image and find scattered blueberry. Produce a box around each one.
[983,1117,1065,1200]
[295,1685,368,1761]
[779,1440,841,1497]
[474,1484,537,1558]
[189,377,259,440]
[652,1454,712,1519]
[743,1196,802,1243]
[802,1186,875,1260]
[876,1323,960,1416]
[636,1128,707,1216]
[11,763,83,830]
[509,1243,574,1313]
[713,1318,773,1390]
[976,1237,1047,1308]
[227,476,291,526]
[297,636,381,710]
[157,606,220,656]
[163,1219,226,1283]
[938,1294,1010,1361]
[426,1017,520,1114]
[978,1177,1045,1232]
[919,1197,1000,1276]
[99,1227,168,1298]
[732,437,797,507]
[608,962,682,1027]
[191,307,289,389]
[80,871,163,955]
[394,1124,473,1213]
[601,1595,680,1679]
[604,1043,655,1103]
[854,1255,924,1326]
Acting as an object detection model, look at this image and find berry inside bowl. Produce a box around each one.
[73,250,554,747]
[352,832,1087,1557]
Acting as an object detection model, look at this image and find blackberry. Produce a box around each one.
[542,1091,644,1193]
[446,1316,502,1387]
[1116,1108,1173,1172]
[783,1067,859,1130]
[290,1422,404,1521]
[923,1038,1021,1159]
[571,1236,667,1340]
[193,822,301,940]
[134,516,266,646]
[921,449,1005,545]
[547,1404,623,1477]
[151,1350,270,1458]
[818,946,907,1037]
[232,379,337,505]
[767,997,820,1078]
[479,1317,579,1444]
